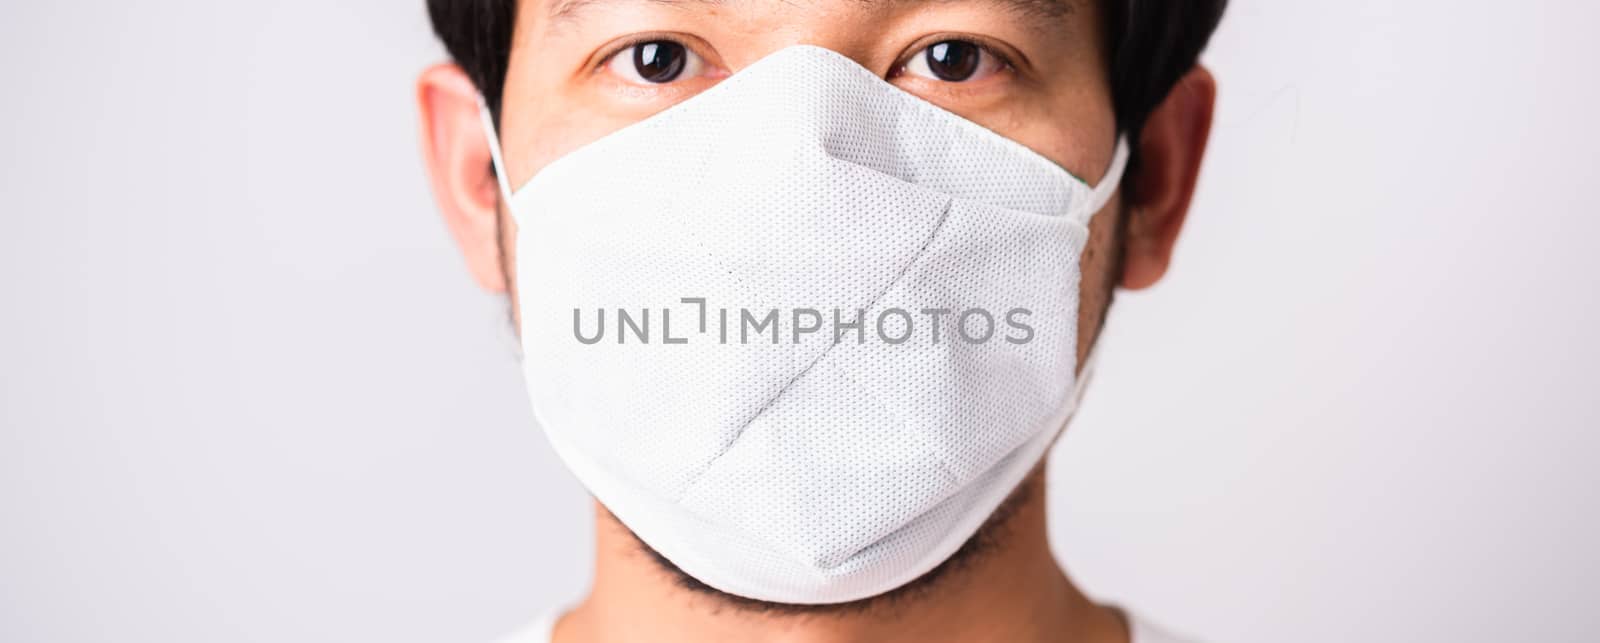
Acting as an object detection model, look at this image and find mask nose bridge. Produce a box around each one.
[779,41,890,77]
[473,45,871,208]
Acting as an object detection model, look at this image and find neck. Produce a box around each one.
[553,470,1128,643]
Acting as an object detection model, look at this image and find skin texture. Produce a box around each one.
[417,1,1214,641]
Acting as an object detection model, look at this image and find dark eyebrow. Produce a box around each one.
[965,0,1074,20]
[550,0,722,23]
[549,0,1073,24]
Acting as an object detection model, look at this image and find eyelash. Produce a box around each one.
[594,35,1017,81]
[892,37,1015,80]
[595,33,698,73]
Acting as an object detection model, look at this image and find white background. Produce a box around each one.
[2,1,1596,642]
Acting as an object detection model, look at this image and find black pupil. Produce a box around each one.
[633,41,687,83]
[926,41,980,81]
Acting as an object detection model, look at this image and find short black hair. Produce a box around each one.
[426,0,1227,148]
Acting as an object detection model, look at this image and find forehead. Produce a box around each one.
[545,0,1076,23]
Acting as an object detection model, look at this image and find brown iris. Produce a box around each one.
[632,41,688,83]
[924,41,981,81]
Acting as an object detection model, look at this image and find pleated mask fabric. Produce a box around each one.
[479,45,1129,604]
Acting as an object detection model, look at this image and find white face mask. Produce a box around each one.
[479,45,1127,605]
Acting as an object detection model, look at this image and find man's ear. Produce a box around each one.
[1120,65,1217,290]
[417,64,507,293]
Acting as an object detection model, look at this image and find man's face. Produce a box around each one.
[492,0,1124,366]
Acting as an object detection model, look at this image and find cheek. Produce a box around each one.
[497,106,631,332]
[501,92,645,189]
[973,88,1118,185]
[1074,196,1121,370]
[510,111,620,183]
[498,89,659,333]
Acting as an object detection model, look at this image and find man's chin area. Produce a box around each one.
[623,478,1035,618]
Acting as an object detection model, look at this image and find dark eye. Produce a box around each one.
[606,40,704,85]
[903,40,1005,83]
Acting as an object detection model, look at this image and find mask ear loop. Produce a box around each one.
[1075,136,1132,226]
[1045,325,1105,450]
[1073,136,1130,392]
[475,95,527,360]
[476,94,518,208]
[1051,136,1127,436]
[1070,342,1099,414]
